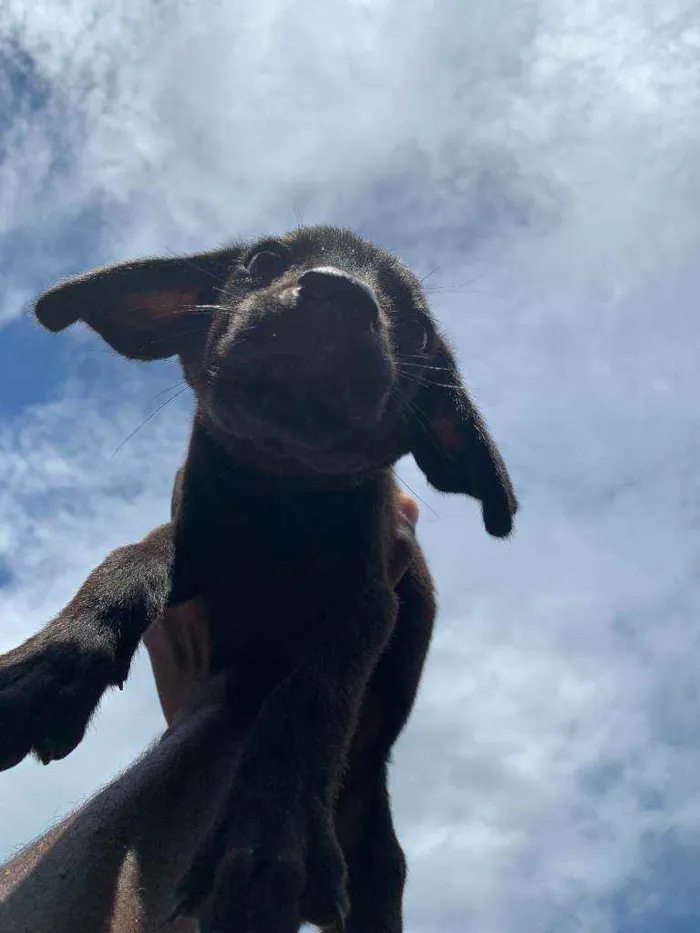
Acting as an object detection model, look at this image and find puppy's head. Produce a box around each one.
[35,225,517,536]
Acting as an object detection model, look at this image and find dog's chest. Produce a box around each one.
[202,538,349,677]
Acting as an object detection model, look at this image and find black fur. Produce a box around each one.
[0,225,517,932]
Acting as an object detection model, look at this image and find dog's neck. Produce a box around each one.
[167,414,395,606]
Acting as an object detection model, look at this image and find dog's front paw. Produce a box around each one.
[0,621,127,770]
[173,778,349,933]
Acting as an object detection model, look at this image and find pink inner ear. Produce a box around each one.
[123,287,202,320]
[433,415,464,451]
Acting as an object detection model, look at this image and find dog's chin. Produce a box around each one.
[206,403,384,476]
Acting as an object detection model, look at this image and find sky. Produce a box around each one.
[1,1,699,930]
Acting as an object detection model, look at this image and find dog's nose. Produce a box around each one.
[298,267,379,327]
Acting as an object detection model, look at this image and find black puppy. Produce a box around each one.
[0,226,517,932]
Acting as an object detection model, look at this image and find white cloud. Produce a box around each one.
[0,367,190,852]
[0,0,699,930]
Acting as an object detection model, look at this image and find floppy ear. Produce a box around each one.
[34,247,239,360]
[409,335,518,538]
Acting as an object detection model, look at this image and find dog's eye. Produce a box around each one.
[247,250,288,282]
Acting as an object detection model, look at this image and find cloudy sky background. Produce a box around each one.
[1,1,700,930]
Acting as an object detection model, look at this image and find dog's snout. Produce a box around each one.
[299,267,379,326]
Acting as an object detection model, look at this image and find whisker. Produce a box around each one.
[292,202,305,229]
[395,372,426,390]
[181,304,222,314]
[419,266,441,286]
[393,384,457,487]
[396,367,460,390]
[152,379,188,400]
[396,359,453,372]
[110,385,190,458]
[392,384,430,432]
[390,387,442,521]
[424,279,483,295]
[164,248,229,289]
[395,471,440,522]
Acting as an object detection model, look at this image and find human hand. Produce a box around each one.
[143,600,212,727]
